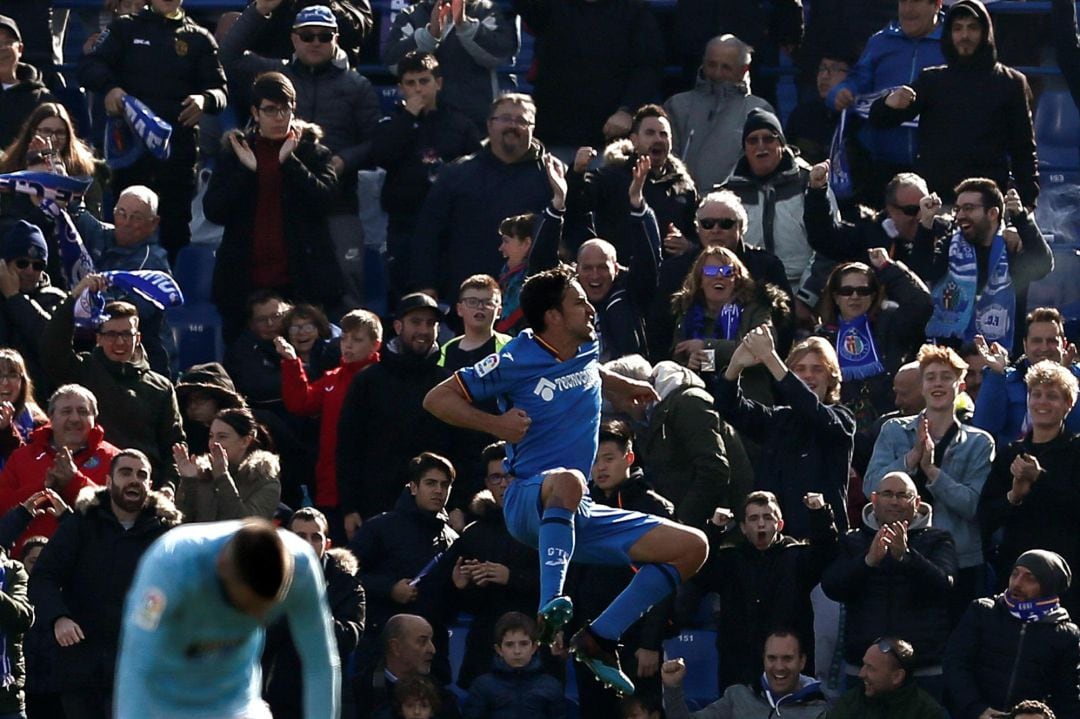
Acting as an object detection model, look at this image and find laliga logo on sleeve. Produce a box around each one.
[533,378,556,402]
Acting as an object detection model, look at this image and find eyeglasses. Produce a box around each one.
[490,114,533,128]
[698,217,738,231]
[36,128,68,139]
[0,373,21,383]
[835,285,875,297]
[485,473,510,483]
[891,203,920,217]
[257,105,294,119]
[253,311,286,326]
[296,31,335,44]
[956,203,984,214]
[702,264,736,278]
[113,207,150,223]
[745,134,779,147]
[876,490,915,500]
[818,62,849,76]
[288,322,317,334]
[97,329,138,342]
[13,258,45,272]
[460,297,499,310]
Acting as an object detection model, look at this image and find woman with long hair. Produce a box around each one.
[173,407,281,522]
[0,349,47,468]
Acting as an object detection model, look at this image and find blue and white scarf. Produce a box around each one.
[835,313,885,380]
[0,171,92,206]
[105,95,173,169]
[926,231,1015,351]
[40,198,95,290]
[1003,592,1061,623]
[686,303,743,341]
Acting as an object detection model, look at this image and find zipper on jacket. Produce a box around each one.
[1004,623,1027,705]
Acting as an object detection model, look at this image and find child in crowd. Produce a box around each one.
[276,309,381,541]
[463,612,565,719]
[393,675,442,719]
[496,213,535,334]
[439,275,511,370]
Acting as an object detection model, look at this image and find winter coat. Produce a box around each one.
[945,594,1080,719]
[383,0,519,129]
[463,655,565,719]
[40,294,184,490]
[784,98,839,166]
[204,122,344,321]
[714,372,855,536]
[409,141,552,301]
[973,361,1080,447]
[866,414,993,567]
[828,679,948,719]
[824,15,946,166]
[263,547,365,717]
[664,675,828,719]
[281,353,378,507]
[693,506,837,689]
[175,449,281,522]
[220,5,382,184]
[0,63,54,148]
[0,550,30,715]
[822,503,958,668]
[78,7,228,161]
[0,276,66,398]
[371,104,482,220]
[28,487,181,692]
[0,425,119,552]
[664,76,775,189]
[336,339,454,518]
[513,0,663,148]
[979,432,1080,614]
[567,140,697,259]
[868,0,1038,206]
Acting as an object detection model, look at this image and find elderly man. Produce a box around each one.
[29,449,181,719]
[40,274,184,492]
[0,384,120,550]
[822,471,957,698]
[830,637,948,717]
[945,550,1080,718]
[665,35,774,189]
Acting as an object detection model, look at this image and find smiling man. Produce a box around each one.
[29,449,181,719]
[829,637,947,717]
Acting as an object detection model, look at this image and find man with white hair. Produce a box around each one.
[664,35,774,189]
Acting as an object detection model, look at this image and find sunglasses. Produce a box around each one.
[891,203,920,217]
[874,637,910,670]
[702,264,736,278]
[698,217,738,231]
[835,285,875,297]
[14,259,45,272]
[296,31,335,43]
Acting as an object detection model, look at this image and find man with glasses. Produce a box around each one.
[41,274,185,494]
[224,291,292,413]
[830,637,948,717]
[79,0,228,260]
[822,470,957,699]
[785,51,855,166]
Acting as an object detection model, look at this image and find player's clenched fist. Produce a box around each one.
[494,408,531,443]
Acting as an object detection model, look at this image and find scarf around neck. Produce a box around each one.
[926,231,1015,351]
[1002,591,1061,622]
[686,302,742,341]
[835,313,885,380]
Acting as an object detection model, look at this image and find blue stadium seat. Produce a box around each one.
[1035,90,1080,171]
[172,244,217,304]
[167,303,225,368]
[664,630,719,709]
[448,622,470,686]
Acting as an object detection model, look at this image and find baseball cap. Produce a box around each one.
[293,5,338,30]
[0,15,21,42]
[396,292,444,320]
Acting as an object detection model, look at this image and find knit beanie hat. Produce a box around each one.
[1015,549,1073,597]
[0,221,48,262]
[742,108,786,146]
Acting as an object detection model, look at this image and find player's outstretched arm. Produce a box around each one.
[424,377,531,443]
[286,542,342,719]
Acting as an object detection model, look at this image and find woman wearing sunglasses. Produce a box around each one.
[816,249,932,435]
[670,245,790,403]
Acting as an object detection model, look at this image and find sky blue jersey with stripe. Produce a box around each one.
[114,521,341,718]
[455,330,602,478]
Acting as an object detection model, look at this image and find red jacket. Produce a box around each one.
[0,424,120,549]
[281,353,378,507]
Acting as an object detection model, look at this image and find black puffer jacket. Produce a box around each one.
[822,503,957,669]
[945,594,1080,719]
[27,488,181,692]
[0,63,53,148]
[0,549,31,716]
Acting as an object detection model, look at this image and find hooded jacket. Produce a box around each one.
[0,272,66,399]
[664,75,775,189]
[945,589,1080,718]
[462,654,564,719]
[664,673,828,719]
[175,449,281,522]
[822,502,958,668]
[868,0,1039,206]
[28,487,181,692]
[0,62,54,149]
[0,547,31,715]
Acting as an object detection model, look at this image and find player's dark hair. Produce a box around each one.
[407,452,456,484]
[109,448,151,476]
[393,674,442,713]
[598,419,633,453]
[481,441,507,466]
[397,50,440,80]
[230,519,291,599]
[520,265,576,333]
[494,611,538,643]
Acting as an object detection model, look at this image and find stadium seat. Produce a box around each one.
[664,629,719,709]
[172,244,217,304]
[1035,90,1080,171]
[167,303,225,368]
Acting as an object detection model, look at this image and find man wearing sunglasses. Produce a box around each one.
[0,220,66,396]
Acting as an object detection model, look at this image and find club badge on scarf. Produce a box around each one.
[73,270,185,331]
[926,231,1015,351]
[105,95,173,169]
[836,313,885,380]
[0,171,92,206]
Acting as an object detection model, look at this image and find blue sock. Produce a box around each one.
[590,563,681,641]
[539,506,575,603]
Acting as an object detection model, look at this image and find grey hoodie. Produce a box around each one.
[664,674,828,719]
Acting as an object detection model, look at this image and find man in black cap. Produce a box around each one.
[945,549,1080,718]
[0,13,53,148]
[336,292,456,539]
[0,220,66,396]
[721,108,828,326]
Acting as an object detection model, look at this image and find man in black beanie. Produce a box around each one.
[944,549,1080,718]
